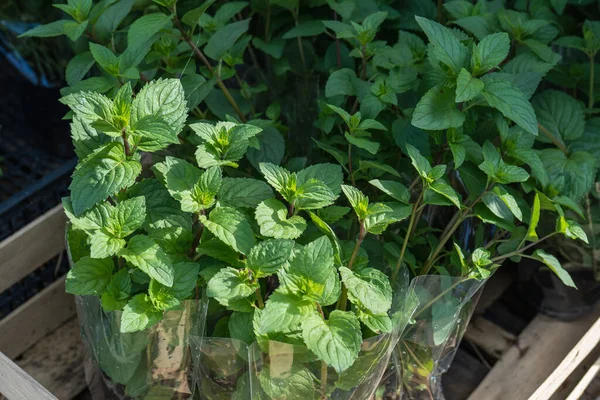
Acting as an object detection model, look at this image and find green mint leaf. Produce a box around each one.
[406,143,432,178]
[110,196,146,237]
[150,262,200,301]
[492,187,523,221]
[259,162,292,194]
[368,179,410,203]
[102,269,132,312]
[66,256,114,295]
[533,90,585,144]
[252,37,285,59]
[127,179,192,230]
[69,115,112,159]
[19,20,71,38]
[341,185,369,220]
[246,126,285,170]
[539,149,596,201]
[247,239,294,277]
[259,367,316,400]
[228,311,255,345]
[472,32,510,75]
[201,206,255,255]
[316,206,351,224]
[281,236,335,299]
[428,165,447,181]
[344,133,380,154]
[65,51,96,86]
[455,68,484,102]
[356,308,393,334]
[339,267,392,315]
[301,310,362,373]
[204,19,250,60]
[294,179,337,210]
[415,16,469,74]
[564,220,589,243]
[89,43,120,75]
[325,68,357,97]
[526,193,541,241]
[481,77,538,136]
[297,163,343,195]
[130,78,187,137]
[60,91,114,127]
[67,226,90,264]
[531,250,576,288]
[206,267,258,306]
[256,291,314,334]
[148,280,180,311]
[364,202,411,234]
[282,20,325,39]
[119,235,175,287]
[472,248,493,268]
[121,294,163,333]
[412,86,465,130]
[90,231,126,258]
[132,116,179,152]
[255,199,307,239]
[70,142,141,215]
[218,177,274,208]
[429,181,462,209]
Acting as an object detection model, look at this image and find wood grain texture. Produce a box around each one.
[464,317,516,359]
[0,276,76,359]
[530,315,600,400]
[16,318,86,400]
[468,307,600,400]
[0,204,66,294]
[0,352,57,400]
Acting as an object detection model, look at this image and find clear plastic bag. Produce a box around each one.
[190,270,418,400]
[75,295,200,399]
[379,275,486,399]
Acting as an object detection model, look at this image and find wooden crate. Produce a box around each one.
[0,205,86,400]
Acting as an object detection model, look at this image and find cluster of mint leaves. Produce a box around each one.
[30,0,600,396]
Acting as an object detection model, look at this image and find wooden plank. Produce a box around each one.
[0,204,66,294]
[529,316,600,400]
[16,318,86,400]
[464,317,516,359]
[0,276,76,359]
[0,352,57,400]
[550,345,600,400]
[468,306,600,400]
[565,354,600,400]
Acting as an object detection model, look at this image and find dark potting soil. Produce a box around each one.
[0,56,75,316]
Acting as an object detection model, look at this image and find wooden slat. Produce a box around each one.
[0,352,57,400]
[468,306,600,400]
[15,318,86,400]
[529,315,600,400]
[0,276,76,359]
[0,204,66,293]
[464,317,516,359]
[565,354,600,400]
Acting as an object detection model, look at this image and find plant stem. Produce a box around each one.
[490,232,557,262]
[589,53,596,109]
[255,288,265,308]
[320,361,328,398]
[538,123,568,155]
[360,46,367,80]
[172,15,247,122]
[189,212,205,258]
[393,190,424,282]
[121,128,131,157]
[336,223,366,310]
[347,144,356,186]
[437,0,444,22]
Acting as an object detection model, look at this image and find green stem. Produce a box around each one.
[589,53,595,109]
[121,128,131,157]
[172,15,247,122]
[320,361,328,398]
[393,190,424,282]
[255,288,264,309]
[189,211,205,258]
[336,223,366,310]
[490,232,557,262]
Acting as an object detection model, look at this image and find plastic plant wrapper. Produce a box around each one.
[190,272,418,400]
[75,295,200,399]
[378,275,486,399]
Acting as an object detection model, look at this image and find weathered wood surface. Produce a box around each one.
[529,315,600,400]
[468,306,600,400]
[0,276,76,359]
[565,354,600,400]
[0,352,57,400]
[0,204,66,294]
[15,318,86,400]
